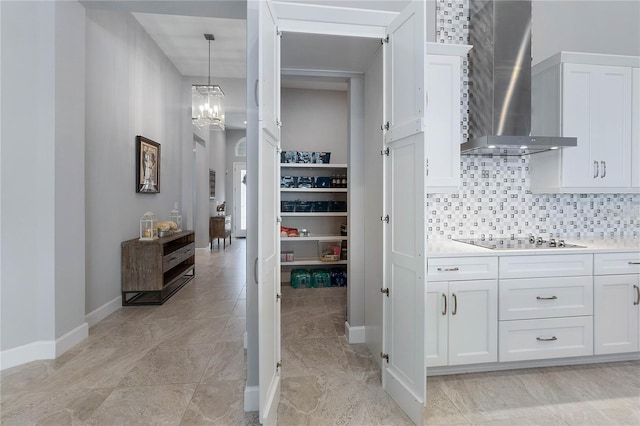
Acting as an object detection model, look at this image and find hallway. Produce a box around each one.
[1,240,258,425]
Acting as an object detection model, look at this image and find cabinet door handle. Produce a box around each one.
[601,161,606,178]
[254,79,259,107]
[451,293,458,315]
[254,257,259,284]
[593,161,599,178]
[634,285,639,306]
[628,262,640,265]
[536,336,558,342]
[437,267,459,272]
[442,293,447,315]
[536,295,558,300]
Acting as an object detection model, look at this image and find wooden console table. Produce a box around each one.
[121,230,195,305]
[210,215,232,248]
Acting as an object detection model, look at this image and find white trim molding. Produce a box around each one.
[0,322,88,371]
[244,385,259,412]
[85,295,121,327]
[345,322,365,344]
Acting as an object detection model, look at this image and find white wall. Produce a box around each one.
[85,9,184,314]
[532,0,640,64]
[280,88,348,163]
[1,1,86,358]
[55,1,87,339]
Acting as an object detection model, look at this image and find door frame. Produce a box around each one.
[233,161,247,238]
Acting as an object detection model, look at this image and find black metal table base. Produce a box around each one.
[122,267,195,306]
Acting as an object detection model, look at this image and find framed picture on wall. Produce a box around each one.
[209,169,216,199]
[136,136,161,193]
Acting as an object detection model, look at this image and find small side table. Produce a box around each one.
[210,215,232,248]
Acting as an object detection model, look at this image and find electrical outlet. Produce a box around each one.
[481,170,490,178]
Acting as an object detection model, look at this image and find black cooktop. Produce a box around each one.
[453,237,585,250]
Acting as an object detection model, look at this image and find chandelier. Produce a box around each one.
[192,33,225,130]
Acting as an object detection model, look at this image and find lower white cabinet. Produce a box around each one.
[499,316,594,362]
[426,279,498,367]
[594,274,640,355]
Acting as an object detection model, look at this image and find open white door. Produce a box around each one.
[381,2,426,425]
[257,0,281,424]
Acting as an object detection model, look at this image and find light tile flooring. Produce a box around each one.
[2,240,639,425]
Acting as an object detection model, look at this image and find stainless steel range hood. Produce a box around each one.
[462,0,577,156]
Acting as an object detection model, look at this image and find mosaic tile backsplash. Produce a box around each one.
[431,1,640,240]
[427,156,640,239]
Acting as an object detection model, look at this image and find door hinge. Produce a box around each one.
[276,216,282,223]
[276,119,282,127]
[380,122,389,131]
[380,352,389,363]
[276,293,281,300]
[381,35,389,44]
[276,361,282,369]
[381,147,389,156]
[276,147,282,154]
[277,27,282,37]
[426,158,429,176]
[380,287,389,297]
[381,215,390,223]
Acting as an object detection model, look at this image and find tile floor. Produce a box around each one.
[1,239,639,425]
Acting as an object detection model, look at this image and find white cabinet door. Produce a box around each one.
[448,280,498,365]
[256,1,281,424]
[425,54,461,192]
[632,68,640,189]
[382,2,426,423]
[594,274,640,355]
[592,66,632,187]
[562,63,632,189]
[426,281,448,367]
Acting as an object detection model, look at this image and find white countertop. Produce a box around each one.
[427,237,640,257]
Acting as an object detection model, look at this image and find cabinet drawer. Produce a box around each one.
[427,257,498,281]
[499,276,593,320]
[163,243,195,272]
[499,316,593,362]
[594,252,640,275]
[499,254,593,279]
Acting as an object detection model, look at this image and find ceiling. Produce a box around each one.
[133,13,247,78]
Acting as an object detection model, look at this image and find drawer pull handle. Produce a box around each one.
[536,336,558,342]
[536,296,558,301]
[442,293,447,316]
[628,262,640,265]
[437,267,459,272]
[634,285,639,306]
[451,293,458,315]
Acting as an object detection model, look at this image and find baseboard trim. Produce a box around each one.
[345,322,365,344]
[244,385,259,412]
[56,322,88,357]
[0,341,55,371]
[427,352,640,376]
[0,322,89,371]
[196,247,210,254]
[85,296,121,327]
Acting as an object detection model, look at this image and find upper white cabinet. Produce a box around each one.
[425,43,472,193]
[531,52,639,193]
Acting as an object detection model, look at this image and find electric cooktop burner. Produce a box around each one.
[453,236,585,250]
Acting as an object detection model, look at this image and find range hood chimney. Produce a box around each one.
[462,0,576,156]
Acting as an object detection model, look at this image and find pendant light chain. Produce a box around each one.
[208,38,211,86]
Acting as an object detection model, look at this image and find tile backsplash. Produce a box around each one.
[431,1,640,240]
[427,156,640,239]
